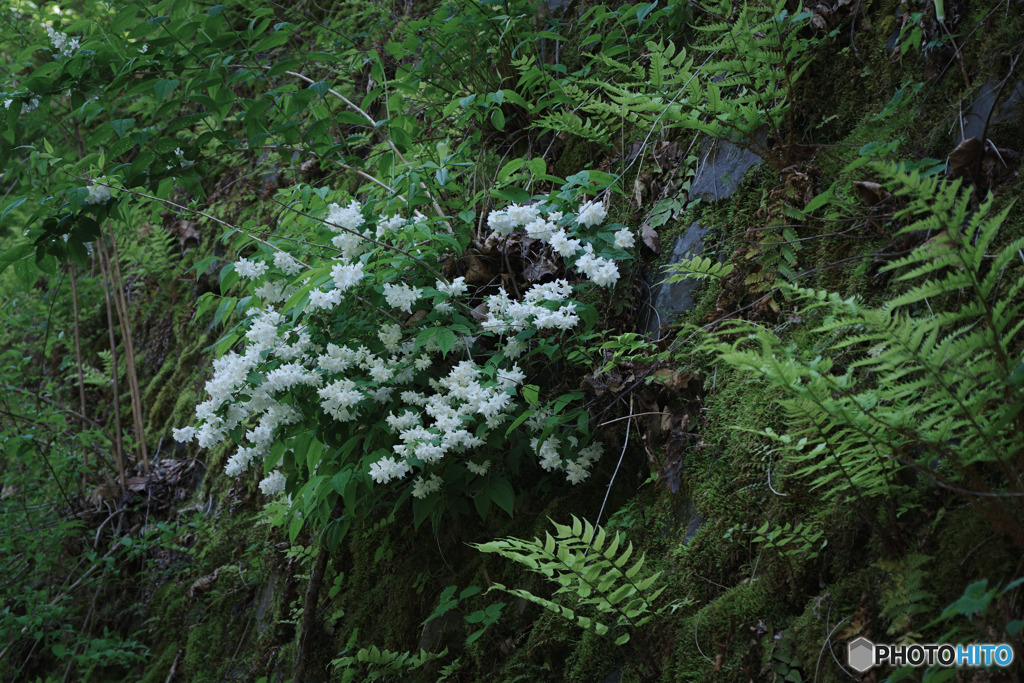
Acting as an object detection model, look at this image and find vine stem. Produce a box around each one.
[594,394,632,530]
[293,500,343,683]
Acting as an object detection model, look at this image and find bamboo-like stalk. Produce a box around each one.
[104,223,149,473]
[67,260,88,465]
[97,241,126,492]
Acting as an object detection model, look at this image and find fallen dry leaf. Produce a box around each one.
[641,223,661,254]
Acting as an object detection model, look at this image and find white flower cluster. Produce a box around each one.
[175,193,620,499]
[382,282,422,313]
[531,436,604,484]
[3,97,40,115]
[273,250,303,276]
[481,280,580,334]
[485,199,623,288]
[85,182,111,205]
[235,257,268,280]
[46,26,80,58]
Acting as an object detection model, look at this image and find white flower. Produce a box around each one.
[524,279,572,303]
[467,460,491,476]
[331,260,364,291]
[503,338,525,359]
[524,219,556,241]
[497,364,526,389]
[548,229,581,257]
[382,282,422,313]
[225,445,261,476]
[411,473,443,499]
[506,204,540,227]
[273,250,303,275]
[254,281,291,304]
[47,26,80,58]
[259,470,287,495]
[326,200,365,231]
[376,214,405,237]
[378,323,402,351]
[235,257,268,280]
[575,251,619,287]
[85,183,111,205]
[318,378,364,421]
[307,288,341,311]
[487,210,516,236]
[533,436,562,471]
[436,277,468,297]
[579,441,604,466]
[566,460,590,484]
[576,200,607,228]
[613,228,635,249]
[172,426,196,443]
[369,456,410,484]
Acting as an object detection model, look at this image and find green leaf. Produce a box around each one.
[154,78,179,102]
[390,125,412,151]
[497,158,524,183]
[636,1,658,25]
[487,477,515,516]
[490,108,506,131]
[111,118,135,138]
[436,329,457,357]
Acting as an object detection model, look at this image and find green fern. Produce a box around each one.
[661,255,734,283]
[540,2,815,166]
[874,554,936,638]
[472,516,666,645]
[331,643,448,682]
[706,163,1024,539]
[75,348,145,387]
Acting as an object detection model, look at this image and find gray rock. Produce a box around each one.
[957,79,1024,144]
[660,499,706,545]
[644,222,710,334]
[256,581,277,635]
[689,136,762,201]
[420,609,464,654]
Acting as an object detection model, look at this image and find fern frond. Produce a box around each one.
[472,517,669,644]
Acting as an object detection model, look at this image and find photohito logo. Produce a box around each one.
[847,637,1015,672]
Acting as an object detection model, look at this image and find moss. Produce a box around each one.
[138,641,178,683]
[666,579,790,682]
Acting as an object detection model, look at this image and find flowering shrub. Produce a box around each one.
[174,183,636,536]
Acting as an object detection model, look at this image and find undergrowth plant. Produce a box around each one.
[703,163,1024,547]
[472,516,669,645]
[536,0,819,169]
[173,177,636,542]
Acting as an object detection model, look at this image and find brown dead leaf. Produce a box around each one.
[949,137,1018,187]
[189,568,221,598]
[641,223,661,254]
[464,251,495,285]
[406,309,428,326]
[470,302,489,321]
[852,180,892,207]
[948,137,984,181]
[650,368,694,390]
[522,255,558,282]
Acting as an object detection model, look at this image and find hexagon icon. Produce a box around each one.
[848,637,875,673]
